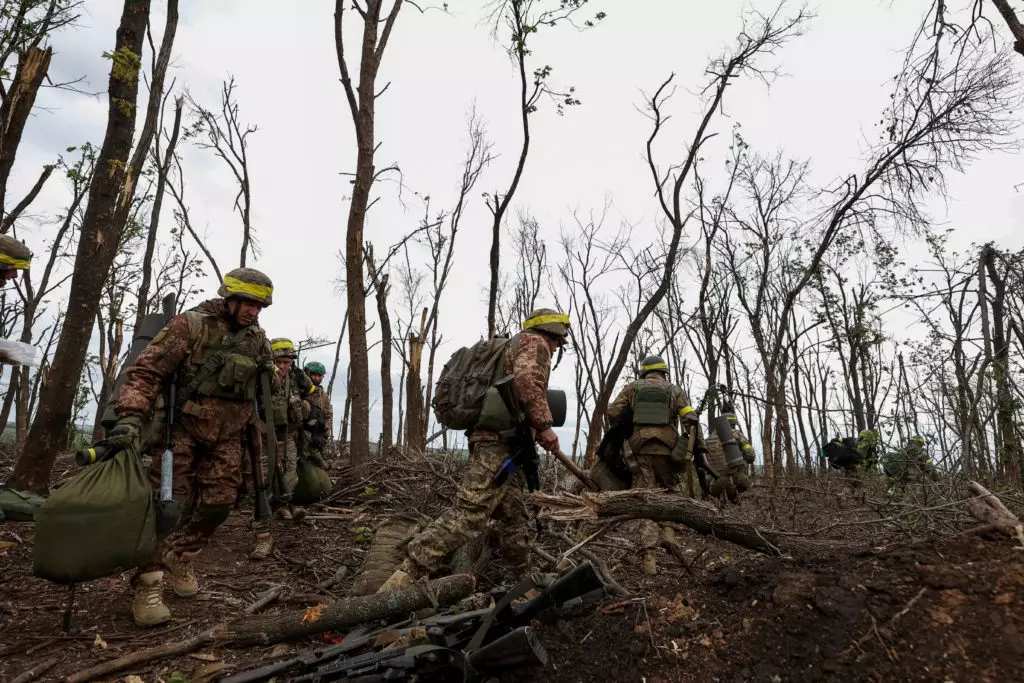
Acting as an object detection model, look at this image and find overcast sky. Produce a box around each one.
[7,0,1023,449]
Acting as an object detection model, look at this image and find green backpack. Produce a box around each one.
[291,453,332,505]
[431,337,513,430]
[0,488,45,521]
[33,448,156,584]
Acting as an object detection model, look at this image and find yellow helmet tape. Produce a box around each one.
[272,340,295,351]
[642,362,668,372]
[224,276,272,300]
[679,406,695,417]
[0,253,30,269]
[522,313,570,330]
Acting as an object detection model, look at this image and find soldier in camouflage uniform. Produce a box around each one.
[111,268,276,627]
[249,337,317,559]
[302,360,334,453]
[606,355,705,575]
[379,308,570,591]
[882,435,934,486]
[0,234,30,285]
[706,401,756,501]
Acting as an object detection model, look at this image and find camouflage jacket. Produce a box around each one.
[607,373,703,456]
[305,384,334,439]
[706,422,754,475]
[271,368,312,433]
[472,330,553,442]
[117,298,273,421]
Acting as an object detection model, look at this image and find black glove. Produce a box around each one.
[107,414,143,453]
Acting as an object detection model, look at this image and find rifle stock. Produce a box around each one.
[248,424,272,522]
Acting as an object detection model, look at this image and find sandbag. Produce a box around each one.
[0,488,45,521]
[33,448,156,584]
[350,513,430,596]
[292,453,333,505]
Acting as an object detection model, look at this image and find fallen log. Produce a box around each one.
[965,481,1023,541]
[221,574,476,646]
[63,576,476,682]
[530,489,849,557]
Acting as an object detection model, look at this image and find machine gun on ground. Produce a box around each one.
[223,560,607,683]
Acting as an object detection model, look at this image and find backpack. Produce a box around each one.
[292,453,333,505]
[432,337,512,430]
[33,447,156,584]
[822,438,860,471]
[0,488,45,521]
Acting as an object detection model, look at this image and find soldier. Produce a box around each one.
[0,234,30,285]
[882,435,934,486]
[379,308,570,591]
[302,360,334,454]
[110,268,276,627]
[705,401,756,502]
[606,355,705,575]
[249,337,316,559]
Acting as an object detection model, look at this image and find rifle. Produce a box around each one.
[247,423,272,522]
[278,561,605,683]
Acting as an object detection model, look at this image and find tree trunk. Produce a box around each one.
[983,248,1021,485]
[0,46,52,216]
[221,574,474,646]
[530,490,850,557]
[0,371,17,436]
[326,314,347,399]
[375,274,393,450]
[340,365,352,444]
[405,308,427,455]
[15,364,28,453]
[10,0,152,494]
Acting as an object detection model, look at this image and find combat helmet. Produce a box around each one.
[522,308,570,340]
[0,234,31,272]
[270,337,297,359]
[304,361,326,375]
[639,355,668,377]
[218,267,273,306]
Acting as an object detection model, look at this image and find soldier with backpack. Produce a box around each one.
[108,268,277,626]
[302,360,333,454]
[606,355,705,575]
[378,308,570,591]
[705,401,756,502]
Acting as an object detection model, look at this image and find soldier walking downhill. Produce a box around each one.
[379,308,570,591]
[110,268,277,627]
[606,356,706,575]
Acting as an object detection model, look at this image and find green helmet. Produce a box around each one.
[522,308,570,339]
[910,435,925,445]
[0,234,31,271]
[218,267,273,306]
[270,337,297,359]
[640,355,668,377]
[305,361,326,375]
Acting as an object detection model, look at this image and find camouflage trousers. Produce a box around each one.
[406,440,530,572]
[138,413,245,573]
[248,430,301,533]
[634,452,680,551]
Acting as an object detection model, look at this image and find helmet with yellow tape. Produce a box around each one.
[522,308,570,340]
[639,355,668,377]
[270,337,297,359]
[218,267,273,306]
[0,234,31,272]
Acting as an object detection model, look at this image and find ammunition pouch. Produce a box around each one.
[477,386,514,433]
[668,429,692,471]
[633,384,671,426]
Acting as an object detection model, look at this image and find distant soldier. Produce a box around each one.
[302,360,334,453]
[705,401,756,501]
[882,435,934,486]
[111,268,276,627]
[379,308,570,591]
[606,355,705,575]
[821,429,880,477]
[249,337,316,559]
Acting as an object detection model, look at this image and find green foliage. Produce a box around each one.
[103,45,141,82]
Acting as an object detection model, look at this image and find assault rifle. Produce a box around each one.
[225,561,607,683]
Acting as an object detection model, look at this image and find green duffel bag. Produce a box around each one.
[292,453,333,505]
[33,447,156,584]
[0,488,45,521]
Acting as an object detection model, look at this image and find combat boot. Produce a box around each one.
[165,551,199,597]
[642,549,658,576]
[276,507,293,521]
[250,532,274,560]
[132,571,171,627]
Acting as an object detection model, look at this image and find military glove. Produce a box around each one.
[107,415,143,453]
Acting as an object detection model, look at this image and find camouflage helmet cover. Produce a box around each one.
[305,360,326,375]
[0,234,32,271]
[270,337,297,359]
[218,267,273,306]
[522,308,570,339]
[640,355,668,376]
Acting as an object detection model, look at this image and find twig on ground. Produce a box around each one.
[10,656,59,683]
[559,517,627,564]
[244,586,286,615]
[65,625,223,683]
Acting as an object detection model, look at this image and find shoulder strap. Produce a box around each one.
[180,321,255,403]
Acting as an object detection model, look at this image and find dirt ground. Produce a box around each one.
[2,447,1023,682]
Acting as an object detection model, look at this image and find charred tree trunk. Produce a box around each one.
[404,308,427,454]
[0,46,52,216]
[10,0,153,494]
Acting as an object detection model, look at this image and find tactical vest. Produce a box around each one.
[271,373,302,429]
[180,311,262,403]
[633,381,672,426]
